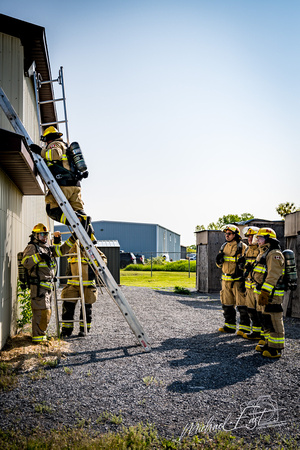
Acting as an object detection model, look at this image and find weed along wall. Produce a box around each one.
[196,230,224,293]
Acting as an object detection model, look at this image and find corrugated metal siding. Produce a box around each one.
[0,33,23,129]
[23,77,40,142]
[0,170,51,349]
[93,221,157,255]
[92,221,181,260]
[156,225,181,260]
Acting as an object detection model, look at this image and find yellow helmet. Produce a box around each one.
[41,126,63,142]
[256,227,277,239]
[32,223,49,234]
[243,226,260,237]
[221,224,241,236]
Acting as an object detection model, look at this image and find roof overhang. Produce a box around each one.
[0,128,45,195]
[0,13,57,128]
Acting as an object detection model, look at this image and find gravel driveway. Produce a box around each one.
[1,286,299,445]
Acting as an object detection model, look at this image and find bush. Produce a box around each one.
[17,281,32,328]
[124,260,196,272]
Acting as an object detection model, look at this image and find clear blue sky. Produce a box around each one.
[2,0,299,245]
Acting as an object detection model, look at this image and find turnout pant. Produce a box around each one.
[30,285,52,343]
[61,284,97,334]
[220,280,250,332]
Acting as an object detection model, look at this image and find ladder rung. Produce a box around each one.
[39,78,59,85]
[57,275,79,279]
[39,98,64,105]
[58,319,81,323]
[56,297,82,302]
[41,120,67,126]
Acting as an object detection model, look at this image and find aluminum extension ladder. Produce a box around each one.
[28,63,70,144]
[53,234,88,336]
[0,86,151,352]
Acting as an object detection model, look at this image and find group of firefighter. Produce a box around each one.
[21,126,290,359]
[21,126,106,343]
[216,224,287,359]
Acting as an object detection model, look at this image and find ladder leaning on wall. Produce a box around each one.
[0,85,151,352]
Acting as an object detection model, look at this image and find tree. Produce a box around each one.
[276,202,297,219]
[195,213,254,231]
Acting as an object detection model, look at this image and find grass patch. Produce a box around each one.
[120,270,196,289]
[0,424,298,449]
[0,325,71,387]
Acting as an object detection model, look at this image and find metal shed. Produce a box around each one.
[96,240,120,285]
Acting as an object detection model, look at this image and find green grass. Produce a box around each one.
[0,425,297,449]
[120,270,196,289]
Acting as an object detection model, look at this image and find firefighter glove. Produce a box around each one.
[40,253,51,264]
[258,289,270,306]
[30,144,42,155]
[237,256,246,270]
[53,231,61,244]
[216,253,224,265]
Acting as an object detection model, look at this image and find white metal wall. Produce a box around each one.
[0,32,23,129]
[0,32,51,348]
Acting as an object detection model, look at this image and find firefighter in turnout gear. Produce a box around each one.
[21,223,76,343]
[60,243,107,337]
[30,127,96,243]
[242,226,263,340]
[216,225,249,334]
[251,228,285,358]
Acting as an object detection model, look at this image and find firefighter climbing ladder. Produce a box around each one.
[0,86,151,352]
[54,235,88,336]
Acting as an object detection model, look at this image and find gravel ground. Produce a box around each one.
[1,285,300,445]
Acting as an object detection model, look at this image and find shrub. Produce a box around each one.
[124,260,196,272]
[17,281,32,328]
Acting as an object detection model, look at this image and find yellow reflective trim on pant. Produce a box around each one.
[222,275,240,281]
[245,281,253,289]
[253,266,266,274]
[67,280,96,287]
[238,325,251,332]
[254,288,261,294]
[40,281,53,290]
[32,336,47,342]
[224,323,236,330]
[67,257,89,264]
[268,336,285,345]
[261,283,274,293]
[61,155,68,161]
[80,322,91,328]
[61,323,73,329]
[252,326,262,333]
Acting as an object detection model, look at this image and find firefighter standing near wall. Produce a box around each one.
[241,226,263,340]
[216,225,250,335]
[21,223,75,343]
[251,228,285,358]
[60,243,107,337]
[30,127,96,242]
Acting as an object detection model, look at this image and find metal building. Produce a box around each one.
[92,220,181,261]
[0,14,57,348]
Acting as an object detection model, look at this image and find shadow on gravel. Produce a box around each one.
[59,344,145,368]
[157,332,273,392]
